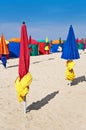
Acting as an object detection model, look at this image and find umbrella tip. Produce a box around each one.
[22,21,25,24]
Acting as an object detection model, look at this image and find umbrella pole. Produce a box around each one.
[68,82,70,86]
[68,81,72,86]
[24,96,26,113]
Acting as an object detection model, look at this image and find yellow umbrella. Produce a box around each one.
[46,37,48,43]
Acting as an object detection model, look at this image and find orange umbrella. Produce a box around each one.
[0,34,9,67]
[0,34,9,55]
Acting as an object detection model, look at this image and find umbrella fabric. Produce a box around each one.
[46,37,48,43]
[0,37,9,45]
[15,22,32,102]
[66,60,76,81]
[28,35,39,45]
[61,25,80,60]
[0,39,3,54]
[19,23,30,79]
[0,34,9,67]
[15,72,32,102]
[1,54,7,68]
[0,34,9,55]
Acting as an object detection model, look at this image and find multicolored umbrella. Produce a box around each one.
[0,34,9,68]
[61,25,80,84]
[15,22,32,113]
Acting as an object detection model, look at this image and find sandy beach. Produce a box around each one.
[0,51,86,130]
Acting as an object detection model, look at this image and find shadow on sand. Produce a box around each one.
[26,91,59,112]
[7,64,18,69]
[31,57,55,64]
[71,75,86,86]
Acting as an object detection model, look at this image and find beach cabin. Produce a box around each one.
[50,44,59,53]
[29,44,38,56]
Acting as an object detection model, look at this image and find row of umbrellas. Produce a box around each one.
[16,23,80,113]
[0,23,80,113]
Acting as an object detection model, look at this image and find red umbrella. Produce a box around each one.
[19,22,30,79]
[15,22,32,113]
[28,35,39,45]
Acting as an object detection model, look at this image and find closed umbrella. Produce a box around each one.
[61,25,80,85]
[0,34,9,68]
[15,22,32,113]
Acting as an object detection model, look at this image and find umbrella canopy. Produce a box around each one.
[61,25,80,60]
[0,37,9,44]
[0,34,9,55]
[15,22,32,103]
[28,35,39,45]
[19,22,30,79]
[66,60,76,81]
[46,37,48,43]
[0,34,9,67]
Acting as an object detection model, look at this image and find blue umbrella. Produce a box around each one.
[61,25,80,84]
[61,25,80,60]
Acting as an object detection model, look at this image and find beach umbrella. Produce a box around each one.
[28,35,39,45]
[61,25,80,84]
[46,37,48,43]
[44,37,50,54]
[0,37,9,44]
[0,34,9,68]
[15,22,32,113]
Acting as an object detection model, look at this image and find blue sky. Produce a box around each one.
[0,0,86,40]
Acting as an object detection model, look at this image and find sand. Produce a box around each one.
[0,51,86,130]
